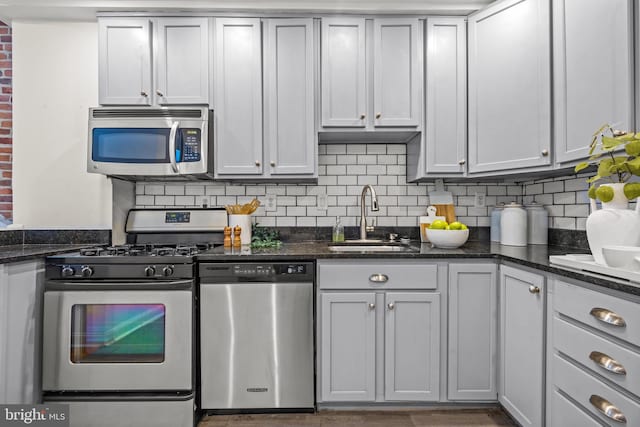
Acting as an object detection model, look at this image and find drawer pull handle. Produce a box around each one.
[589,394,627,423]
[368,303,375,310]
[528,285,540,294]
[369,273,388,283]
[590,307,627,327]
[589,351,627,375]
[387,303,395,310]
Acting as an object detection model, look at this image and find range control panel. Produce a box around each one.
[200,262,313,283]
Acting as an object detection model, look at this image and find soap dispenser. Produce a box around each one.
[332,216,345,242]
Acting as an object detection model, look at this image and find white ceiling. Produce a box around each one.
[0,0,494,23]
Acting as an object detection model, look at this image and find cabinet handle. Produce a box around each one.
[369,273,388,283]
[368,303,375,310]
[541,149,549,156]
[270,161,276,167]
[589,351,627,375]
[458,159,466,165]
[156,90,165,97]
[140,91,149,97]
[360,114,366,120]
[589,395,627,423]
[387,303,395,310]
[590,307,626,327]
[528,285,540,294]
[255,160,261,167]
[375,113,382,119]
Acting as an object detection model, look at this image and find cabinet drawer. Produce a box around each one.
[317,260,437,290]
[554,353,640,425]
[549,388,603,427]
[554,280,640,347]
[554,315,640,397]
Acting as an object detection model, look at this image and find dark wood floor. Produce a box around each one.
[199,408,516,427]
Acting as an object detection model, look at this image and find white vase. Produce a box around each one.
[586,183,640,265]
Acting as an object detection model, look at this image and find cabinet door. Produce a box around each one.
[213,18,263,176]
[384,292,440,401]
[321,18,366,127]
[155,18,210,105]
[98,18,152,105]
[468,0,551,173]
[425,18,467,174]
[553,0,633,164]
[264,19,316,176]
[448,264,497,401]
[320,292,376,402]
[499,265,545,427]
[373,18,421,127]
[0,261,43,404]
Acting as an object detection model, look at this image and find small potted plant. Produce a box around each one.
[575,124,640,205]
[575,125,640,265]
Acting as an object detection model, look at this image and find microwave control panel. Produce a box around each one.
[181,129,201,162]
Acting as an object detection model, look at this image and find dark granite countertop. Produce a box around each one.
[197,241,640,297]
[0,244,98,264]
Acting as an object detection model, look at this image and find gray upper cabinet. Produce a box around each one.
[553,0,634,165]
[321,18,367,127]
[321,17,421,129]
[468,0,551,174]
[155,18,210,105]
[213,18,263,176]
[424,17,467,175]
[320,292,376,402]
[99,18,152,105]
[384,292,440,401]
[264,18,316,176]
[499,265,545,427]
[99,17,209,106]
[448,263,497,401]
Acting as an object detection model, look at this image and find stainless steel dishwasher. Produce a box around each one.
[199,262,314,411]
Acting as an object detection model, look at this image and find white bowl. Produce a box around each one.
[602,245,640,270]
[425,228,469,249]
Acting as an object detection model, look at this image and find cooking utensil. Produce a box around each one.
[224,198,261,215]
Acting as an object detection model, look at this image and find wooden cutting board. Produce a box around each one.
[432,204,456,224]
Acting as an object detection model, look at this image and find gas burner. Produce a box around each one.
[152,247,176,257]
[176,245,199,256]
[79,247,102,256]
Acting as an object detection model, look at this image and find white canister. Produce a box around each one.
[525,202,548,245]
[501,202,527,246]
[228,214,252,245]
[490,204,504,242]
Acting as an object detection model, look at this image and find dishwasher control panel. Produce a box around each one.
[200,262,313,282]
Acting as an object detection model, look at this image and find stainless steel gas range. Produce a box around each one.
[42,208,227,427]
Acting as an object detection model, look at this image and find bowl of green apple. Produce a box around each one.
[425,220,469,249]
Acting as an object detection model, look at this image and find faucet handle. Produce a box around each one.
[366,218,376,233]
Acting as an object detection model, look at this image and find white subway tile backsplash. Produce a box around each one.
[174,196,195,206]
[553,192,576,205]
[367,145,387,155]
[185,185,206,196]
[346,144,367,154]
[136,195,154,206]
[154,195,174,205]
[165,186,185,196]
[544,181,564,193]
[145,185,165,195]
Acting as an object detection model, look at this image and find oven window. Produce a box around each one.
[92,128,170,163]
[70,304,166,363]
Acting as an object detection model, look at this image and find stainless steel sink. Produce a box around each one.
[328,240,417,253]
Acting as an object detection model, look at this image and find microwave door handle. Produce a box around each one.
[169,121,180,173]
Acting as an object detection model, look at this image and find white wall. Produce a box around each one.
[12,21,112,228]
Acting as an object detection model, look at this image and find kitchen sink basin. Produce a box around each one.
[328,241,417,253]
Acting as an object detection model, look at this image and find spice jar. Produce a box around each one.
[500,202,527,246]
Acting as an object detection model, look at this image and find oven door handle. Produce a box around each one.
[169,121,180,173]
[45,279,194,291]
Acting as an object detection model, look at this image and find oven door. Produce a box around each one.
[42,283,192,392]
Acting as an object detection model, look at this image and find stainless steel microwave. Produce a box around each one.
[88,107,213,179]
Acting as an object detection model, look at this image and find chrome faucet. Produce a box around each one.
[360,185,379,240]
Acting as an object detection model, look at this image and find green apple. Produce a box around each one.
[429,220,448,230]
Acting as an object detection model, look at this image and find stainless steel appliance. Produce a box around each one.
[200,262,314,411]
[88,107,213,179]
[42,208,227,427]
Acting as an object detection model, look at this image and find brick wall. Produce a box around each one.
[0,21,11,221]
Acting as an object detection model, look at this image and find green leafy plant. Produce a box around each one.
[575,124,640,202]
[250,224,282,249]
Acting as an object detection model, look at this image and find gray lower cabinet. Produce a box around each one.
[548,278,640,426]
[448,263,497,401]
[0,260,44,404]
[317,260,440,403]
[499,264,545,427]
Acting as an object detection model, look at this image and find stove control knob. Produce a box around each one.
[145,266,156,277]
[81,266,94,278]
[61,266,75,277]
[162,266,174,277]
